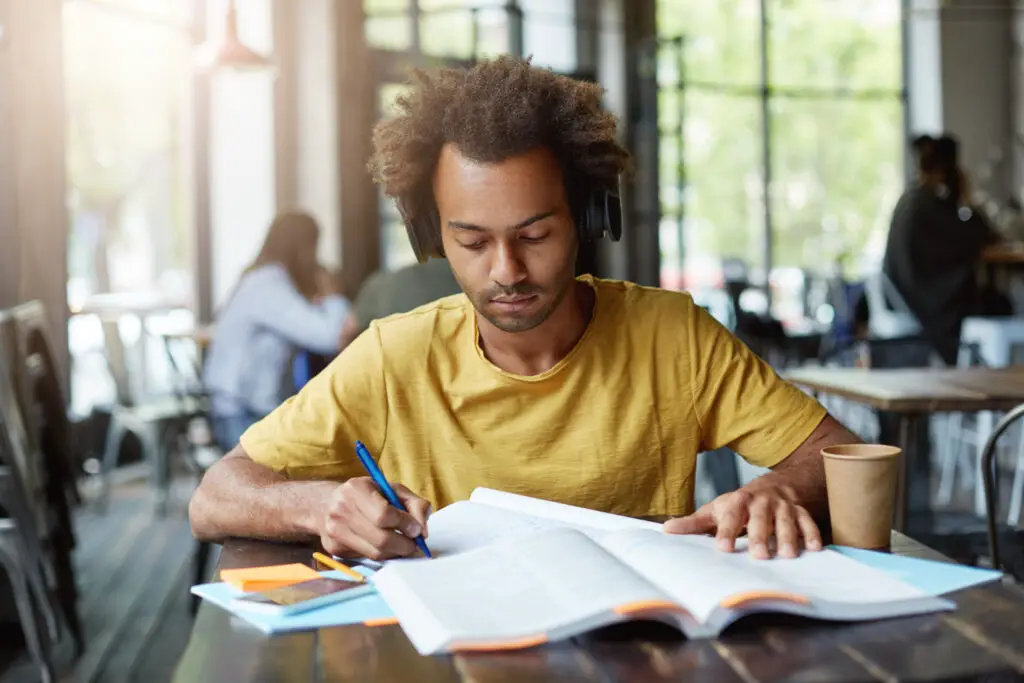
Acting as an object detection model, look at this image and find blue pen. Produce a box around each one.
[354,441,433,558]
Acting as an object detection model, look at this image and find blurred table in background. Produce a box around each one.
[786,366,1024,532]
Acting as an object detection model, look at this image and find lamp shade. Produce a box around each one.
[196,0,274,72]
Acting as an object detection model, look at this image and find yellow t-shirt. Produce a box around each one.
[240,276,826,518]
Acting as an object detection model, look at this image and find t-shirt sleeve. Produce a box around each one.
[239,322,389,480]
[686,302,827,468]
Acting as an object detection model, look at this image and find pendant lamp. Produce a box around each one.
[196,0,274,72]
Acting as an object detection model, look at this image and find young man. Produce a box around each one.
[190,56,859,562]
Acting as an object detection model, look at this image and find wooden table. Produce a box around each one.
[172,535,1024,683]
[786,366,1024,531]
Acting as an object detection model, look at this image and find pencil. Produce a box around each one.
[313,552,366,583]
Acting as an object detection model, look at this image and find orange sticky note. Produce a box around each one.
[219,563,320,592]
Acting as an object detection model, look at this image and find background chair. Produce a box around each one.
[97,316,208,514]
[0,307,84,653]
[863,271,922,339]
[980,403,1024,581]
[0,337,72,682]
[936,318,1024,519]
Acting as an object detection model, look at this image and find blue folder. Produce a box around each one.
[829,546,1003,596]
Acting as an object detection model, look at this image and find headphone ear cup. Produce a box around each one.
[581,189,621,243]
[605,191,622,242]
[397,200,428,263]
[425,209,445,258]
[398,200,445,262]
[586,191,604,242]
[574,190,602,243]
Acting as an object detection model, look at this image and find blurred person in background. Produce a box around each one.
[339,257,461,348]
[203,211,350,451]
[882,134,1004,366]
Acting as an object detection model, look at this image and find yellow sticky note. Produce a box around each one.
[219,563,320,592]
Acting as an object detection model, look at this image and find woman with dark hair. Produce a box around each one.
[882,133,1001,365]
[203,211,350,450]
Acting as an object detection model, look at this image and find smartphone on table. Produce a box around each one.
[232,577,374,616]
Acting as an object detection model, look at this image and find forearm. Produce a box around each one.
[188,449,337,544]
[744,415,861,521]
[743,456,828,521]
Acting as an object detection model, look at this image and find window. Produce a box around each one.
[64,0,194,310]
[63,0,197,413]
[657,0,903,329]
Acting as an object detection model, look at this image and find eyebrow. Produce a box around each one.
[447,210,555,233]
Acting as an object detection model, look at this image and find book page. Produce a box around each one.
[469,488,663,534]
[371,528,672,656]
[422,500,590,558]
[601,530,788,623]
[420,492,660,559]
[602,530,931,623]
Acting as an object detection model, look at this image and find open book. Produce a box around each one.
[371,489,955,655]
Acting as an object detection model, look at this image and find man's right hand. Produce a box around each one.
[318,477,431,560]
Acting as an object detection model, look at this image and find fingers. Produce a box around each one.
[701,487,821,559]
[348,478,424,539]
[321,515,388,560]
[320,478,427,560]
[795,506,823,551]
[663,507,716,536]
[773,501,799,559]
[394,483,432,539]
[346,512,418,560]
[744,496,773,559]
[714,496,748,553]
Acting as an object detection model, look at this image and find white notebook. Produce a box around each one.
[372,489,955,656]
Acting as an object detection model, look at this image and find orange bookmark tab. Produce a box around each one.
[613,599,684,616]
[220,563,321,592]
[450,635,548,652]
[720,591,810,609]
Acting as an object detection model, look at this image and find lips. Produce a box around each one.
[490,294,537,311]
[492,295,534,304]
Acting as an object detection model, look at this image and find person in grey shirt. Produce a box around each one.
[339,257,462,348]
[204,212,350,449]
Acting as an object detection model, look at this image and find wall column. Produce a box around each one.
[0,0,71,379]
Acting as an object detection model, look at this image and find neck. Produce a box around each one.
[477,279,595,376]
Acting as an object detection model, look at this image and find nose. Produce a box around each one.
[489,241,527,288]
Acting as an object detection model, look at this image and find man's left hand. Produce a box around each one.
[663,485,822,559]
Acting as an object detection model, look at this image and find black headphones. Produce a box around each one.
[399,182,623,263]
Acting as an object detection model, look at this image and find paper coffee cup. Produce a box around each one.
[821,444,901,550]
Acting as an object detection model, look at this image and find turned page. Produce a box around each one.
[468,488,664,534]
[601,529,933,623]
[371,527,671,655]
[421,489,662,558]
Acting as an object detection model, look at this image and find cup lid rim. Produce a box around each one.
[821,445,901,460]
